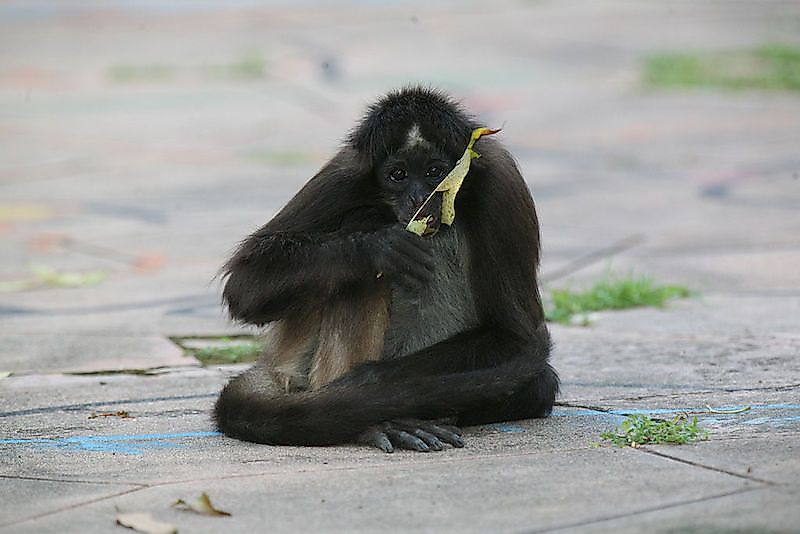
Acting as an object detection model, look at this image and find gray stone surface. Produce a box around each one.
[0,478,140,528]
[0,334,199,374]
[574,487,800,534]
[1,443,759,534]
[1,0,799,532]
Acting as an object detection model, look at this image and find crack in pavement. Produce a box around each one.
[541,234,646,283]
[638,448,777,486]
[0,485,146,530]
[0,392,218,418]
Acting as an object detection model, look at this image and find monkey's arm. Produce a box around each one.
[222,145,435,324]
[223,231,364,324]
[224,223,436,325]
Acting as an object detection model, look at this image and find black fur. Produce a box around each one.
[215,86,559,448]
[348,87,477,163]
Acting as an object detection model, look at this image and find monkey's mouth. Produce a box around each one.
[409,193,443,237]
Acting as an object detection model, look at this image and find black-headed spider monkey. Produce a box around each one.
[215,87,558,452]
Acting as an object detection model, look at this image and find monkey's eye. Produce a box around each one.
[388,168,407,183]
[425,166,443,178]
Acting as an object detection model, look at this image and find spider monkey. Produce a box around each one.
[214,87,559,452]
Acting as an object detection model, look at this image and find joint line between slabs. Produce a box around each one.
[536,486,765,533]
[0,485,146,529]
[638,447,777,486]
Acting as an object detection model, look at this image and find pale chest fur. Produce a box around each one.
[381,224,479,359]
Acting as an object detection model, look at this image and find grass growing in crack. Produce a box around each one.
[545,274,692,325]
[194,343,261,364]
[644,44,800,92]
[601,415,708,447]
[173,337,263,365]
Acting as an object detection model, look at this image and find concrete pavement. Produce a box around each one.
[1,1,799,532]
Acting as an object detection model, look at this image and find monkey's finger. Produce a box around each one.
[373,433,395,453]
[390,420,446,450]
[358,428,394,453]
[395,419,464,447]
[412,421,464,448]
[385,429,430,452]
[390,232,434,266]
[396,230,434,256]
[427,425,464,448]
[388,246,434,278]
[435,423,464,437]
[411,429,444,451]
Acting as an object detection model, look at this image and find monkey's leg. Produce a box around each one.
[334,325,557,452]
[308,286,390,390]
[217,327,555,448]
[261,316,318,393]
[361,362,559,453]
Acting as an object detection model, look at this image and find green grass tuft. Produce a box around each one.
[601,414,709,447]
[644,43,800,92]
[545,275,691,325]
[172,336,263,365]
[193,342,261,365]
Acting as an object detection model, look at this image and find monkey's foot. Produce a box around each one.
[358,419,464,453]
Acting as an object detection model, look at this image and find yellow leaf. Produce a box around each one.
[172,492,231,517]
[406,127,500,235]
[406,218,429,236]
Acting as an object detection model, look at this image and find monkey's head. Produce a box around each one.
[348,87,479,228]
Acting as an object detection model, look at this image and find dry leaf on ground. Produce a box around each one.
[115,512,177,534]
[172,492,231,517]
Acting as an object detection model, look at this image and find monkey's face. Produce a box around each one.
[377,145,453,229]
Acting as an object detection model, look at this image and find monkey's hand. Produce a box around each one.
[358,419,464,453]
[363,225,434,291]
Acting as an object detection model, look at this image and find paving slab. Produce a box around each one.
[646,435,799,486]
[3,446,760,534]
[553,326,800,401]
[0,478,141,529]
[567,295,800,339]
[574,486,800,534]
[0,334,199,374]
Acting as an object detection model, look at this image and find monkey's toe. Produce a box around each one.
[358,427,395,453]
[395,418,464,448]
[385,428,431,452]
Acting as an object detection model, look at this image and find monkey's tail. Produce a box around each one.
[213,358,551,446]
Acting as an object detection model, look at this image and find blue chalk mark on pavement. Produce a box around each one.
[1,431,221,455]
[550,404,800,428]
[605,404,800,428]
[3,404,798,455]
